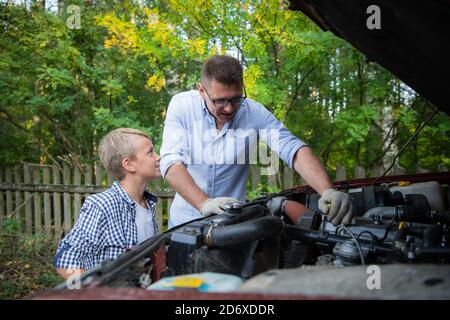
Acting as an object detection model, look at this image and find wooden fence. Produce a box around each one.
[0,163,175,239]
[0,161,447,239]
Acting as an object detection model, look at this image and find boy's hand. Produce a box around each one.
[200,197,239,216]
[56,268,85,280]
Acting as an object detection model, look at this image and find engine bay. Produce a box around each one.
[62,176,450,297]
[160,180,450,280]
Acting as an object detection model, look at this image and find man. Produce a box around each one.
[160,55,353,228]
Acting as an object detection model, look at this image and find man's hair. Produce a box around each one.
[201,55,243,87]
[98,128,151,180]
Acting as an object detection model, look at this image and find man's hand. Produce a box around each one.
[200,197,239,216]
[318,188,354,225]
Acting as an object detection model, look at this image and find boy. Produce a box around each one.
[53,128,161,279]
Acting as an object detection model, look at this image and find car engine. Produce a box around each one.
[64,178,450,293]
[161,180,450,281]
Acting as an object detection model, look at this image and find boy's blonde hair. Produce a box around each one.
[98,128,151,180]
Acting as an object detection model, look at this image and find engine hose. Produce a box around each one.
[283,200,311,225]
[416,247,450,257]
[284,240,310,268]
[204,216,284,248]
[217,204,266,226]
[363,206,397,220]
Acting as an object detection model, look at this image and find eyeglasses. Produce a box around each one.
[202,85,247,108]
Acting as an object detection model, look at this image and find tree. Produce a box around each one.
[1,0,449,177]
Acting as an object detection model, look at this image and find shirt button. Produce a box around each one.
[209,165,213,168]
[208,183,212,187]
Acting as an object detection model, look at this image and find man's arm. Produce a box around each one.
[292,146,333,196]
[292,146,354,225]
[256,104,353,224]
[159,95,209,211]
[165,163,238,216]
[165,163,209,211]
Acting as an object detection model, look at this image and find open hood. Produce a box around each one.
[289,0,450,115]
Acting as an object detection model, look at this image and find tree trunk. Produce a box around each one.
[381,102,398,169]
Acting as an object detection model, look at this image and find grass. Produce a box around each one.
[0,219,64,300]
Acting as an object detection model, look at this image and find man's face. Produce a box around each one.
[199,80,244,127]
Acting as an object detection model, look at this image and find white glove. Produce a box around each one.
[318,188,354,225]
[266,197,287,215]
[200,197,239,216]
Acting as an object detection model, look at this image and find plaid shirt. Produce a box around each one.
[53,181,159,270]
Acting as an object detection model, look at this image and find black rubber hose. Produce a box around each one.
[416,247,450,257]
[216,204,267,226]
[204,216,284,248]
[284,240,311,268]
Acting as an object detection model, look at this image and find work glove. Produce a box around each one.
[318,188,354,226]
[266,196,287,215]
[200,197,240,216]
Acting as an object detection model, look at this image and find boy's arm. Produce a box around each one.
[53,199,106,273]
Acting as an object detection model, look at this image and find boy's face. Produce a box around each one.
[129,136,161,180]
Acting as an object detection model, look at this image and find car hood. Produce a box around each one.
[289,0,450,115]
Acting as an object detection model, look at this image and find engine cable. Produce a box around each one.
[339,224,366,265]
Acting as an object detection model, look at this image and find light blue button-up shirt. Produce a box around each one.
[160,90,306,227]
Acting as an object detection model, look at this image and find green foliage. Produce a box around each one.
[1,0,449,298]
[247,182,281,200]
[1,218,22,234]
[1,0,449,176]
[335,105,381,144]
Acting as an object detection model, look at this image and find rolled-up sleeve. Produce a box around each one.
[53,198,106,270]
[160,96,190,178]
[259,106,306,168]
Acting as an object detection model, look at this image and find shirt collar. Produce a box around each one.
[143,190,158,204]
[201,99,209,116]
[112,181,157,206]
